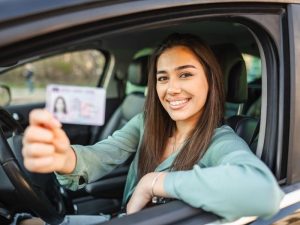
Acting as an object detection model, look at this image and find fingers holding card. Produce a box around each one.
[46,84,106,126]
[29,109,61,130]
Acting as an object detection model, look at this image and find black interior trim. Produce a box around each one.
[86,176,127,198]
[0,107,23,134]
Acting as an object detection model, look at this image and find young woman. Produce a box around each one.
[21,33,284,224]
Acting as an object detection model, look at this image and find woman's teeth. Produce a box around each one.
[169,99,188,106]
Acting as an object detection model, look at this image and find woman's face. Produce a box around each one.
[156,46,209,124]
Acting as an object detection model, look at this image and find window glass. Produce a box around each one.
[242,53,262,118]
[0,50,105,105]
[242,53,262,83]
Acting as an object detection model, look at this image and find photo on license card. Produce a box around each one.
[46,84,106,126]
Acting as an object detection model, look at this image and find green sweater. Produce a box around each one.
[56,113,284,221]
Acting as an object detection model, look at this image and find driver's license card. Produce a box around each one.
[46,84,106,126]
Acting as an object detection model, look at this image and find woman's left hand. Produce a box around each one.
[126,172,167,214]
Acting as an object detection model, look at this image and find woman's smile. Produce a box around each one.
[167,98,190,109]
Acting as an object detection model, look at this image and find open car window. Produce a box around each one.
[0,50,106,106]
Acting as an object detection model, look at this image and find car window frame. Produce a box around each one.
[0,3,285,175]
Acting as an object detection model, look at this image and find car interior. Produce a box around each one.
[0,18,266,224]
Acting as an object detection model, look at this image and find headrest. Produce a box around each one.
[213,44,248,103]
[128,55,149,86]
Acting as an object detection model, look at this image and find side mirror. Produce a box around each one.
[0,84,11,106]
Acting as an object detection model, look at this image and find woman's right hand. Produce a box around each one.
[22,109,76,174]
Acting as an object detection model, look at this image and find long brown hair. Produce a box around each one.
[138,33,225,178]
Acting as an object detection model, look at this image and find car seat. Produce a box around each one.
[212,44,248,117]
[83,55,149,201]
[97,55,149,141]
[213,44,260,153]
[246,77,262,119]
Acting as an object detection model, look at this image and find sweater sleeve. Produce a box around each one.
[56,113,143,190]
[163,127,284,221]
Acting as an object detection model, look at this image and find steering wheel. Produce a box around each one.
[0,107,71,224]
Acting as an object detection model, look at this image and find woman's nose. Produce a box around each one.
[167,79,181,94]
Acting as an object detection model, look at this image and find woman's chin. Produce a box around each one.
[168,112,190,122]
[167,109,202,124]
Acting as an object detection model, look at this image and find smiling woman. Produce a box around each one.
[19,33,284,225]
[140,34,223,177]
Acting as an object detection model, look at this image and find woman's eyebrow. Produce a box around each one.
[156,70,167,75]
[175,65,196,71]
[157,65,196,75]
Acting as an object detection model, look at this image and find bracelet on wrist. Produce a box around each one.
[151,172,162,200]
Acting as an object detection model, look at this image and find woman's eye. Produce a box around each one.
[157,76,168,82]
[180,72,192,78]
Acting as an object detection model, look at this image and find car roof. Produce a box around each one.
[0,0,299,24]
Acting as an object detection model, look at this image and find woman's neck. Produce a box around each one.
[174,108,203,141]
[174,119,197,142]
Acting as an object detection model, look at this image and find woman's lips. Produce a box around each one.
[168,98,190,109]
